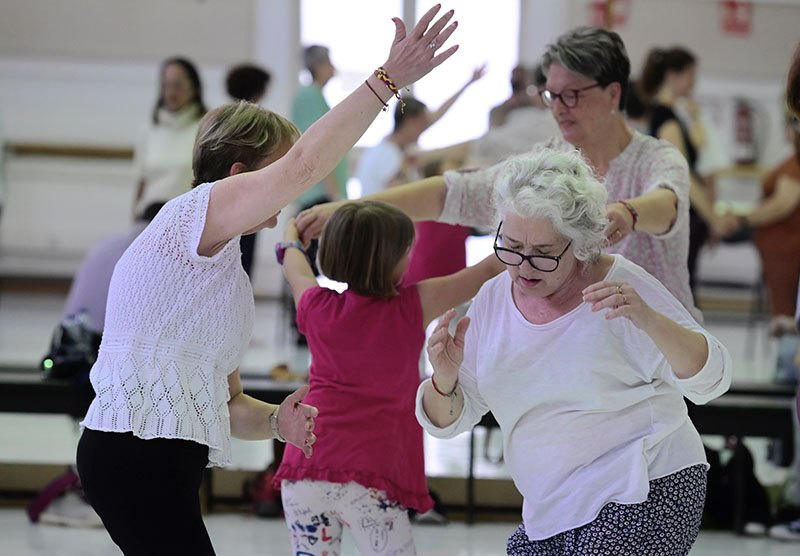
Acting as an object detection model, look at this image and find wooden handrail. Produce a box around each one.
[5,142,134,159]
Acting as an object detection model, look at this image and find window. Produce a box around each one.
[300,0,520,149]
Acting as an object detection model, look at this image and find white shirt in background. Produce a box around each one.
[133,105,201,217]
[355,140,403,197]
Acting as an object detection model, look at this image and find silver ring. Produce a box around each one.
[428,41,436,50]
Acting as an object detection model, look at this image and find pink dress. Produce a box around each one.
[274,285,434,512]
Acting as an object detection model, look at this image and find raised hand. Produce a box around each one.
[277,385,318,459]
[380,4,459,90]
[582,281,656,330]
[426,308,469,391]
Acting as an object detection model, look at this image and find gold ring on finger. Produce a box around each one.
[622,294,628,305]
[616,285,623,295]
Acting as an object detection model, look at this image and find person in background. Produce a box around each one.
[764,40,800,542]
[732,107,800,543]
[28,202,164,529]
[298,27,701,321]
[624,79,649,133]
[355,64,485,198]
[274,202,502,555]
[467,64,561,168]
[292,45,348,208]
[133,57,207,219]
[638,47,738,296]
[226,63,271,104]
[225,63,273,277]
[76,6,458,554]
[418,148,731,554]
[488,64,535,128]
[736,109,800,339]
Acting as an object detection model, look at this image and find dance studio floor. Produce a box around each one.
[0,288,798,555]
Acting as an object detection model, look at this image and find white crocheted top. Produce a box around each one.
[81,182,254,467]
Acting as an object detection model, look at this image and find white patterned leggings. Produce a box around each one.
[281,479,416,556]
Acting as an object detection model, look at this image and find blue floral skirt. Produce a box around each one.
[507,464,707,556]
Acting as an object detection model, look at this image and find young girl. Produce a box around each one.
[274,201,502,555]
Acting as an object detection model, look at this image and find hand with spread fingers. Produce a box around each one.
[277,385,319,459]
[380,4,459,90]
[426,308,469,392]
[582,280,656,330]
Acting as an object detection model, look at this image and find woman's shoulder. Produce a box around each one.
[607,254,670,295]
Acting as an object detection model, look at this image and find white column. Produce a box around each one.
[518,0,572,66]
[251,0,301,117]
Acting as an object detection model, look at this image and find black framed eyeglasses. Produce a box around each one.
[540,83,602,108]
[493,222,572,272]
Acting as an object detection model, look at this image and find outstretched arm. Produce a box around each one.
[427,64,486,127]
[296,176,448,245]
[199,6,460,255]
[417,254,504,327]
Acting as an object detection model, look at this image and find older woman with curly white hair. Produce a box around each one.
[416,148,732,556]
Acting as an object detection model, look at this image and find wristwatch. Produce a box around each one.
[275,241,305,265]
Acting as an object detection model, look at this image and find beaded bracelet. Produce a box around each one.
[431,375,459,416]
[364,80,389,112]
[375,66,406,113]
[619,200,639,230]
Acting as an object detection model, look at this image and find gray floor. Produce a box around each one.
[1,289,798,554]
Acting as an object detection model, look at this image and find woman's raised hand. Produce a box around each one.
[380,4,459,90]
[426,308,469,391]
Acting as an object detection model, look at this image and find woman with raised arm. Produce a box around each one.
[75,6,459,555]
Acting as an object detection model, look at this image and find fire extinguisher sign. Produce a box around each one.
[720,0,753,37]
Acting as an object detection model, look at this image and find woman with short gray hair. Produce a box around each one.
[298,26,699,320]
[417,148,731,555]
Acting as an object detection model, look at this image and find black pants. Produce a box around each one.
[76,429,215,556]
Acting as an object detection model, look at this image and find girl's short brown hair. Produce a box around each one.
[319,201,415,298]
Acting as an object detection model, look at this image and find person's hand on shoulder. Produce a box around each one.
[296,201,347,246]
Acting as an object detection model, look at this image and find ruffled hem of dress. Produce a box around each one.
[273,465,434,513]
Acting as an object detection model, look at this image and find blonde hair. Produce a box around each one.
[192,101,300,186]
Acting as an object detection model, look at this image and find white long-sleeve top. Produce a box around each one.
[416,255,731,541]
